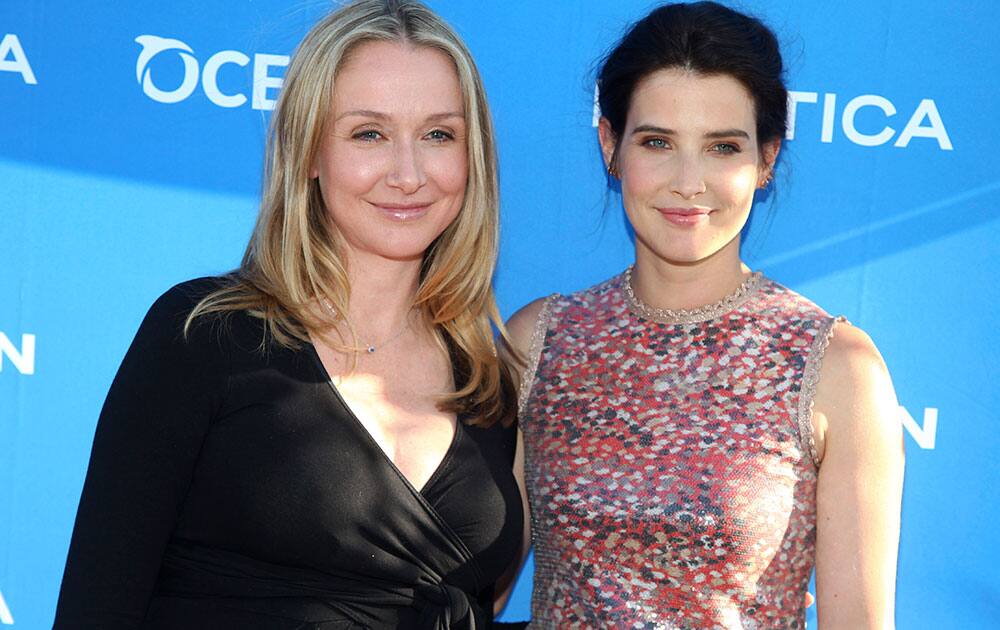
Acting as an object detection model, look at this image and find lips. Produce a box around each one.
[371,201,432,221]
[656,206,711,226]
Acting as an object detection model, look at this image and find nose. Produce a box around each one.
[386,140,427,194]
[670,154,707,199]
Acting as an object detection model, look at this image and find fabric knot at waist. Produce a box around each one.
[415,582,478,629]
[157,541,484,629]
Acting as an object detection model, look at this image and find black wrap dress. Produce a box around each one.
[54,279,523,629]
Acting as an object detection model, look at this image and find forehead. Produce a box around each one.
[628,69,756,131]
[332,40,463,115]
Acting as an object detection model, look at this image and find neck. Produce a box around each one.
[342,251,423,338]
[631,238,750,311]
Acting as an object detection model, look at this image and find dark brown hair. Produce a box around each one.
[598,1,787,167]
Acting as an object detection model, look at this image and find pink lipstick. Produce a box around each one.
[657,207,711,226]
[372,202,432,221]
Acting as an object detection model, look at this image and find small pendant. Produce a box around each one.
[367,345,376,354]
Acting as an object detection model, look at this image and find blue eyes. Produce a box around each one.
[353,129,383,142]
[711,143,740,154]
[425,129,455,142]
[640,137,742,154]
[351,129,455,143]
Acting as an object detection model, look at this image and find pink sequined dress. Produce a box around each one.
[518,269,840,629]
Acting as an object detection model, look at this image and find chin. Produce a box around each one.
[656,253,712,267]
[393,241,444,262]
[648,229,743,266]
[639,237,716,266]
[386,252,427,263]
[355,231,443,262]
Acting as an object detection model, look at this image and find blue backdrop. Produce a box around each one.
[2,1,998,627]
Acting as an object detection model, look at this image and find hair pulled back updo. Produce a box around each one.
[598,1,787,165]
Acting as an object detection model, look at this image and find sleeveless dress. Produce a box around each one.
[518,269,840,630]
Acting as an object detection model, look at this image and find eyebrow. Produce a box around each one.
[335,109,465,123]
[631,124,750,140]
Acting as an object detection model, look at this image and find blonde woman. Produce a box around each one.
[54,1,523,628]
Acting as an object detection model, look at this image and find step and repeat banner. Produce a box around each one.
[2,1,998,627]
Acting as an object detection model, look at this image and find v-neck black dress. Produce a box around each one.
[54,278,523,629]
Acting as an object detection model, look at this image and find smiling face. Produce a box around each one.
[311,40,468,265]
[600,68,779,268]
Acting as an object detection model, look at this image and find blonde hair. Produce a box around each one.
[188,0,515,426]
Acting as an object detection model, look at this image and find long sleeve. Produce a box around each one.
[53,280,229,629]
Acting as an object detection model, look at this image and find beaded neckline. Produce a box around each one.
[622,265,763,325]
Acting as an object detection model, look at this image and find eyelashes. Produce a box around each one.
[350,128,457,143]
[710,143,741,154]
[352,129,383,142]
[638,136,744,154]
[425,129,456,142]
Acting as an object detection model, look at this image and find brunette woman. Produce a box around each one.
[508,3,904,628]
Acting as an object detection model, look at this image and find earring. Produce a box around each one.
[608,162,619,179]
[759,174,772,189]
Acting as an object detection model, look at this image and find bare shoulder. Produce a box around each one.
[822,321,889,387]
[812,320,902,462]
[505,296,550,359]
[812,320,904,624]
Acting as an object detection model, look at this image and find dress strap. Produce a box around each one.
[516,294,558,412]
[797,315,847,468]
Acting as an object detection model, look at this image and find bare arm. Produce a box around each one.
[493,297,548,614]
[813,322,905,629]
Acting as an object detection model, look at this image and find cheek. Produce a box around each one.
[428,147,469,196]
[708,161,760,209]
[319,149,384,197]
[619,151,662,200]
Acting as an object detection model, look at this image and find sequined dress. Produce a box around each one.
[518,270,839,629]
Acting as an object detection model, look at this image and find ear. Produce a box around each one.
[759,138,781,180]
[597,117,619,174]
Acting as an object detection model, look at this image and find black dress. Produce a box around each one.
[53,279,523,629]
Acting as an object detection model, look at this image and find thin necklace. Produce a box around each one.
[623,265,761,324]
[321,299,413,354]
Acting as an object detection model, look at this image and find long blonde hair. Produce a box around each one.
[188,0,515,426]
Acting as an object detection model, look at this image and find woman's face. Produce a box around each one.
[600,69,779,267]
[312,40,468,264]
